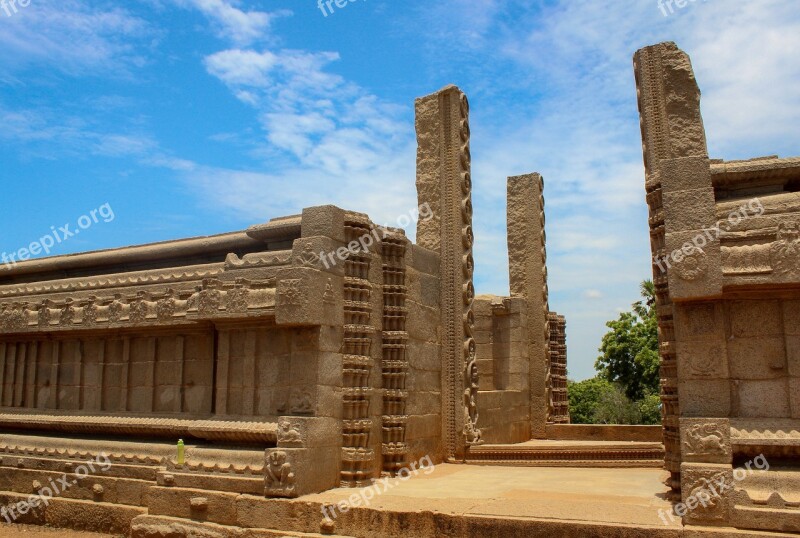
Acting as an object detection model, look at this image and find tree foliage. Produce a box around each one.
[568,377,614,424]
[595,280,660,401]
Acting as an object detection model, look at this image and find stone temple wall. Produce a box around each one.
[0,83,566,535]
[635,41,800,533]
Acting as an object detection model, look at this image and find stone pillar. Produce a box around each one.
[633,41,719,489]
[507,173,550,438]
[415,85,481,460]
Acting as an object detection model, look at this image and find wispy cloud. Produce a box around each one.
[170,0,288,45]
[0,0,151,76]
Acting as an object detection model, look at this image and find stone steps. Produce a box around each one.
[465,441,665,467]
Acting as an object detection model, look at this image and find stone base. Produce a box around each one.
[0,490,144,535]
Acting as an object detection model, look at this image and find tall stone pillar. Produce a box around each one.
[415,85,481,460]
[633,41,718,488]
[507,174,550,438]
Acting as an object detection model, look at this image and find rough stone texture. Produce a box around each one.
[507,173,551,438]
[414,85,481,458]
[636,41,800,534]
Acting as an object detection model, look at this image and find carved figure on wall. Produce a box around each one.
[290,389,313,415]
[675,248,708,281]
[277,421,303,447]
[463,355,483,445]
[38,300,52,326]
[156,289,177,321]
[195,279,223,315]
[771,221,800,278]
[265,451,295,495]
[108,294,125,322]
[323,278,335,305]
[226,278,250,313]
[298,242,321,269]
[129,292,150,323]
[83,296,98,325]
[60,299,76,325]
[281,280,303,308]
[684,423,725,455]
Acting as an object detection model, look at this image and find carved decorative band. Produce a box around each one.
[0,412,278,443]
[0,278,276,334]
[381,236,409,474]
[340,219,377,487]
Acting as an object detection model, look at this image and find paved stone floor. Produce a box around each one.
[308,463,681,528]
[0,465,682,535]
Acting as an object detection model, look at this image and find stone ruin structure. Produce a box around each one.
[0,84,568,534]
[636,41,800,533]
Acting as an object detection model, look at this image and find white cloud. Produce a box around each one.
[0,0,150,76]
[203,43,409,177]
[171,0,286,45]
[414,0,800,380]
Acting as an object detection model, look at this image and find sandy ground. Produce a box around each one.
[0,524,117,537]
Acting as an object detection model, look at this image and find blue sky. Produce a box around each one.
[1,0,798,381]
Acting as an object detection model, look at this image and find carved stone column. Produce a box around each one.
[415,85,481,459]
[634,41,719,489]
[507,173,550,438]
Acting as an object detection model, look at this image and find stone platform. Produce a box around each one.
[125,463,798,537]
[4,463,798,536]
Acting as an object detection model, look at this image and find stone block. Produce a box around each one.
[406,391,440,416]
[406,301,440,341]
[147,487,238,526]
[660,157,713,194]
[406,413,441,440]
[783,300,800,336]
[674,302,725,340]
[727,337,786,379]
[677,338,728,380]
[663,188,717,233]
[680,418,731,464]
[729,300,782,338]
[275,268,343,327]
[276,416,340,449]
[664,229,723,300]
[735,379,790,418]
[407,339,440,371]
[679,379,730,417]
[408,244,440,276]
[317,352,343,387]
[680,463,733,526]
[301,205,346,244]
[790,378,800,419]
[265,446,339,498]
[785,336,800,377]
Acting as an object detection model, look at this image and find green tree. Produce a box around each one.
[595,280,660,401]
[638,391,662,425]
[593,383,642,425]
[567,377,614,424]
